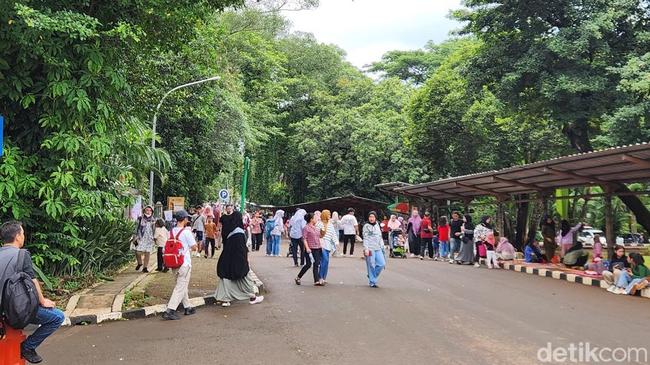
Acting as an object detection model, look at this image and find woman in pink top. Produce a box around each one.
[250,211,263,252]
[557,220,584,257]
[295,213,323,286]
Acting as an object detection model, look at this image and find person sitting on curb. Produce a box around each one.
[612,252,650,295]
[603,245,630,292]
[495,237,515,261]
[0,221,65,364]
[561,241,589,268]
[162,210,198,320]
[524,239,545,263]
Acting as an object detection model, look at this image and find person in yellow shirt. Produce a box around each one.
[204,216,218,258]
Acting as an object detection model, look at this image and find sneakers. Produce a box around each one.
[474,263,480,268]
[135,264,142,271]
[613,288,627,295]
[249,296,264,305]
[221,302,231,307]
[142,267,149,273]
[21,343,43,364]
[607,285,616,293]
[162,309,180,320]
[184,307,196,316]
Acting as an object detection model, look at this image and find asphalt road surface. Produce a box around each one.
[41,252,650,365]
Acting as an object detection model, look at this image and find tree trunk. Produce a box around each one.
[514,195,529,248]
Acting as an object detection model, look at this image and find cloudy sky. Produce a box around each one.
[284,0,464,69]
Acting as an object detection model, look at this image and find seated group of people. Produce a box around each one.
[523,239,650,296]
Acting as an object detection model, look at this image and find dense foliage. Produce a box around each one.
[2,0,650,281]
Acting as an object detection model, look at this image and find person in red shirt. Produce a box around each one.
[437,216,450,260]
[419,212,435,260]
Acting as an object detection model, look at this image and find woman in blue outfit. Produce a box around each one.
[363,211,386,288]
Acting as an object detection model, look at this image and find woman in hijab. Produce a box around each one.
[317,210,338,285]
[473,215,493,268]
[215,211,264,307]
[407,208,422,257]
[288,209,307,266]
[270,210,285,256]
[557,220,583,257]
[363,211,386,288]
[540,215,557,262]
[454,214,475,265]
[133,205,156,273]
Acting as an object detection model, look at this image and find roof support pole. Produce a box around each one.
[604,187,615,259]
[496,198,505,237]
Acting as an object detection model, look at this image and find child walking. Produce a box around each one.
[154,219,169,272]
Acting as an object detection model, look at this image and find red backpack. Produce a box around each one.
[163,227,187,269]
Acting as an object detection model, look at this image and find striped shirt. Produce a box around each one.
[317,221,338,251]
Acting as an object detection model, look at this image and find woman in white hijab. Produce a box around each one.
[270,210,285,256]
[288,209,307,265]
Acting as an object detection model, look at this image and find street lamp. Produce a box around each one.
[149,76,220,205]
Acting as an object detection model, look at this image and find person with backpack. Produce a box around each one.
[162,210,198,321]
[0,221,65,364]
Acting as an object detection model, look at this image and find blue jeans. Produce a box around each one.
[439,241,449,258]
[23,306,65,351]
[271,235,280,256]
[320,249,331,280]
[450,238,460,256]
[265,234,273,255]
[617,270,645,294]
[432,237,440,258]
[365,249,386,286]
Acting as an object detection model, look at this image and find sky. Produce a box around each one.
[284,0,464,69]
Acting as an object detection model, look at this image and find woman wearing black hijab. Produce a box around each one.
[540,215,557,262]
[454,214,475,265]
[215,211,264,307]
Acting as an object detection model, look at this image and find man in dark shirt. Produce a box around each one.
[0,221,64,364]
[449,211,463,262]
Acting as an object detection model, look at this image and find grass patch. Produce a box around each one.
[123,290,154,310]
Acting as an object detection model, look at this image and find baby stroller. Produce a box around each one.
[390,229,407,258]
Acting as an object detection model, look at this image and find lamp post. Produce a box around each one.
[149,76,220,205]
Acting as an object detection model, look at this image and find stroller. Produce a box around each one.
[390,229,407,258]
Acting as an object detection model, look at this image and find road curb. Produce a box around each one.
[501,262,650,299]
[63,269,265,326]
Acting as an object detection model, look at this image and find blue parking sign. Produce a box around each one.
[219,189,229,201]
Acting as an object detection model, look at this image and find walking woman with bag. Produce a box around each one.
[295,213,323,286]
[317,210,338,285]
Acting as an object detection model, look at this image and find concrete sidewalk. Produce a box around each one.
[64,252,265,325]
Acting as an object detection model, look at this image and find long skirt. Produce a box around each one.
[215,272,258,302]
[456,239,474,264]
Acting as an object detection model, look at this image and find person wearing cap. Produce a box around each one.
[363,211,386,288]
[133,205,156,273]
[162,209,198,320]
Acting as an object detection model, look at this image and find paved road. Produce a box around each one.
[41,252,650,364]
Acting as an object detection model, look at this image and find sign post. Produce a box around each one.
[0,115,4,157]
[219,189,229,203]
[240,157,250,210]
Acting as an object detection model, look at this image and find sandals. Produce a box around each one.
[294,278,301,286]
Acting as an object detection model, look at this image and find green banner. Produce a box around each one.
[240,156,250,210]
[555,188,569,219]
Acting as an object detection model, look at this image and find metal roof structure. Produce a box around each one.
[377,143,650,201]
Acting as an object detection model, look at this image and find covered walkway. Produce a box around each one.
[378,143,650,244]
